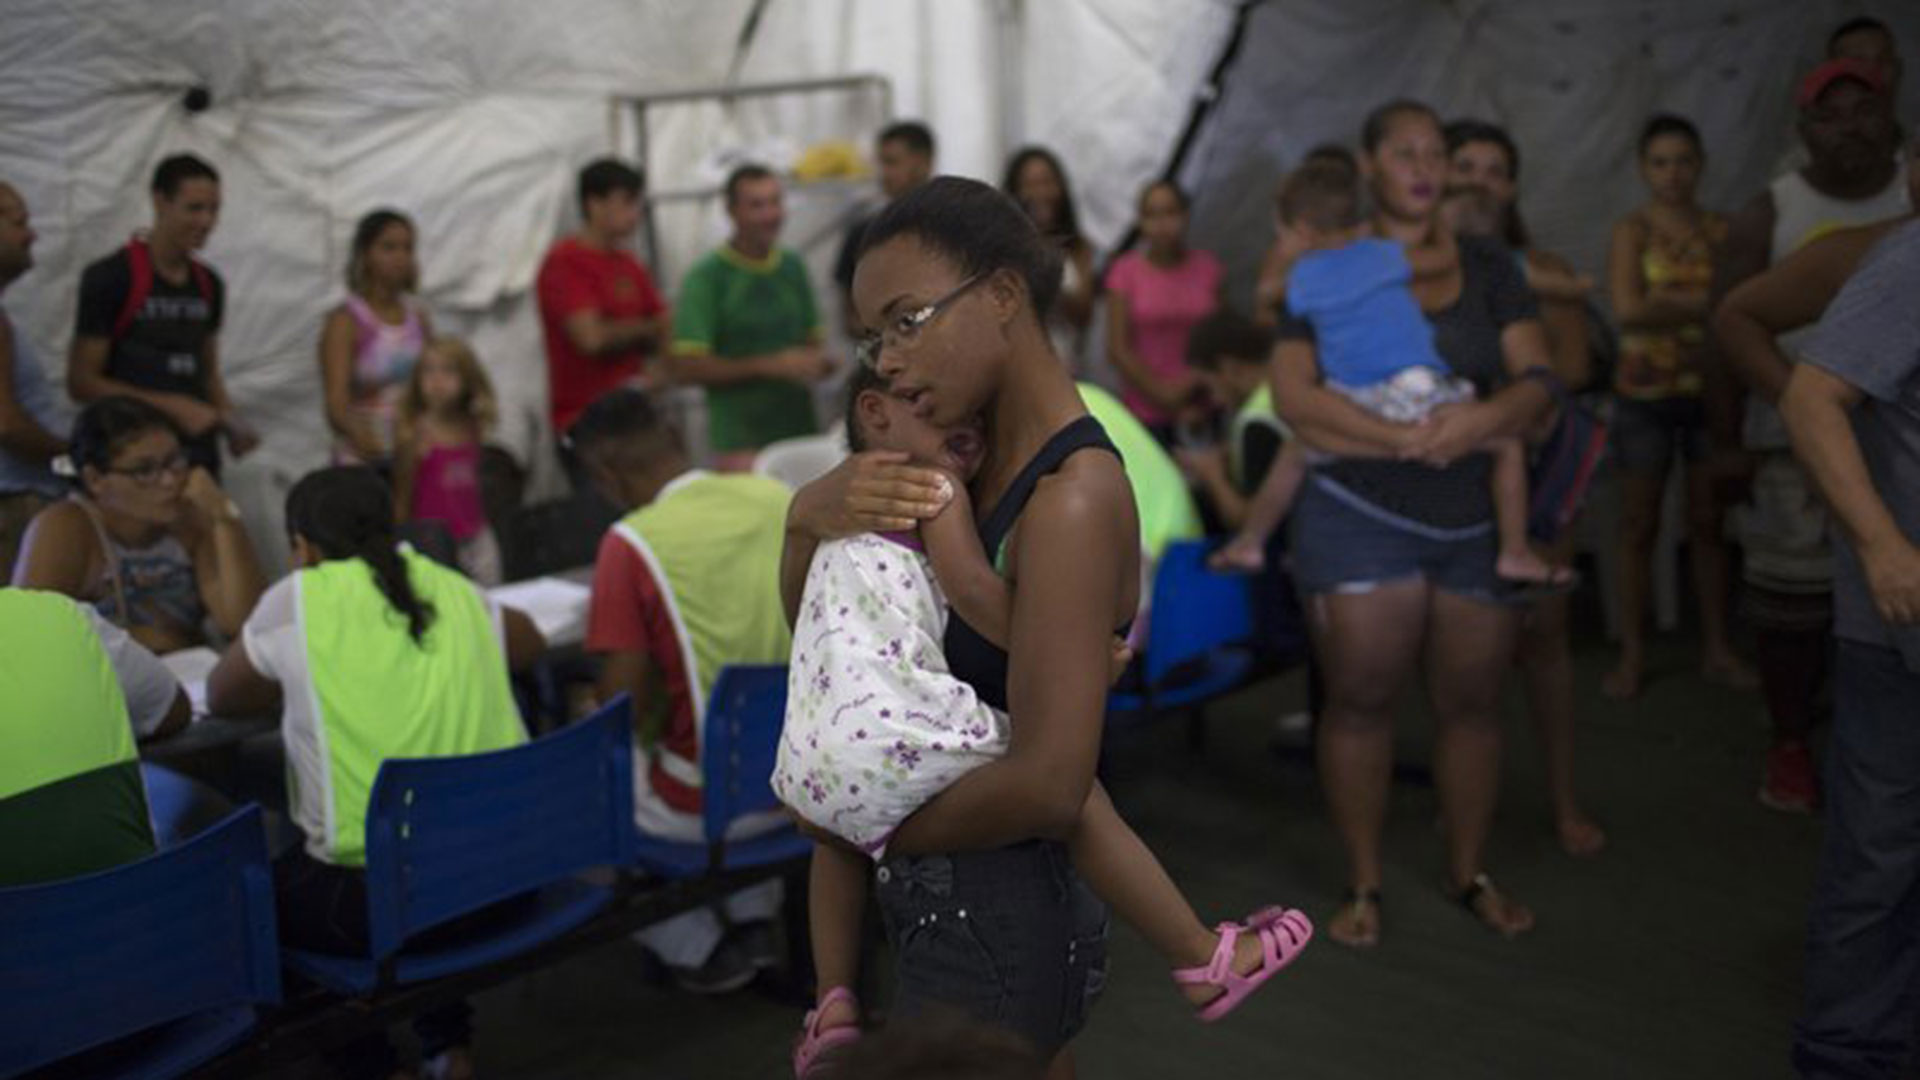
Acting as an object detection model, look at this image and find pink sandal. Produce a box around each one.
[793,986,862,1077]
[1172,906,1313,1023]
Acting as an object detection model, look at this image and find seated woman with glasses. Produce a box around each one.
[12,396,264,654]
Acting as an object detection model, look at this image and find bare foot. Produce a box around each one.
[1496,549,1577,588]
[1600,660,1642,700]
[1325,891,1380,949]
[1454,875,1534,939]
[1702,652,1759,692]
[1210,539,1265,574]
[1556,813,1607,858]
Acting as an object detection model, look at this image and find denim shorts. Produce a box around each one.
[874,840,1108,1058]
[1611,395,1708,473]
[1287,474,1499,600]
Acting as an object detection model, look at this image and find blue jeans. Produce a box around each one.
[1794,641,1920,1078]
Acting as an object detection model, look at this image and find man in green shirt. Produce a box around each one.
[669,165,833,471]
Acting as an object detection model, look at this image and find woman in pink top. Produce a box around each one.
[393,338,500,584]
[319,210,433,464]
[1104,180,1223,440]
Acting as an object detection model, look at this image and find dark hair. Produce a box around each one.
[286,466,434,643]
[1139,178,1190,213]
[879,121,937,159]
[68,397,181,490]
[577,158,643,218]
[859,176,1064,321]
[725,163,778,207]
[346,209,416,294]
[819,1011,1044,1079]
[842,364,889,453]
[1277,159,1364,231]
[1442,117,1531,248]
[1000,146,1084,246]
[1302,142,1360,173]
[151,154,219,198]
[1828,16,1893,56]
[1362,100,1442,154]
[1443,119,1521,183]
[1639,113,1704,157]
[566,387,681,467]
[1184,308,1272,370]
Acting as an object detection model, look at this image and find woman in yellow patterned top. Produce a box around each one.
[1603,114,1754,699]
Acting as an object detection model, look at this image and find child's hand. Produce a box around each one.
[1107,636,1136,688]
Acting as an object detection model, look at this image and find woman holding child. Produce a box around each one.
[1274,100,1561,946]
[777,179,1309,1076]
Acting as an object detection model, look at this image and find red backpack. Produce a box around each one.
[111,236,215,340]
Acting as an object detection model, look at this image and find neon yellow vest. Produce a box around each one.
[0,589,154,885]
[1076,382,1203,561]
[615,471,792,786]
[1229,383,1290,491]
[299,550,525,865]
[0,590,137,799]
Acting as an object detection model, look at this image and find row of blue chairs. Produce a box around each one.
[2,541,1283,1079]
[0,667,809,1080]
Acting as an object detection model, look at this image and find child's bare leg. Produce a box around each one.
[808,842,866,1028]
[1489,437,1565,585]
[1068,782,1266,1006]
[1213,440,1308,573]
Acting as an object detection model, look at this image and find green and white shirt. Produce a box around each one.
[242,550,525,866]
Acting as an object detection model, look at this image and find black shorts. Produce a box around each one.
[874,840,1108,1058]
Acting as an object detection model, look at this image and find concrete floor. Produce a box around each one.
[419,630,1818,1079]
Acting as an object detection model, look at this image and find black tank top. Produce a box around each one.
[943,416,1122,712]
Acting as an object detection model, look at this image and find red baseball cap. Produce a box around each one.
[1798,57,1889,109]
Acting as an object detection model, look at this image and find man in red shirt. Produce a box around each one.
[536,159,669,440]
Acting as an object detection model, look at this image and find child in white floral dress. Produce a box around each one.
[774,368,1312,1075]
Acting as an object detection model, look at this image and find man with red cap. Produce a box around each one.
[1714,55,1908,816]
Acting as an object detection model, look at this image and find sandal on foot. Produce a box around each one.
[1327,888,1381,948]
[1452,873,1534,939]
[793,987,861,1078]
[1173,906,1313,1022]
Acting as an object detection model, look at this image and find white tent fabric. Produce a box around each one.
[0,0,1232,574]
[5,0,1913,579]
[1179,0,1920,315]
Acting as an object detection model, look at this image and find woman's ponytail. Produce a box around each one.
[285,466,436,643]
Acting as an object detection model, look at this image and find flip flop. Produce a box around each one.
[1452,873,1534,939]
[793,986,861,1078]
[1172,906,1313,1022]
[1495,566,1581,602]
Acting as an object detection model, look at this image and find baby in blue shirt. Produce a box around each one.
[1263,159,1569,591]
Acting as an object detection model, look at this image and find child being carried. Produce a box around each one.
[773,367,1313,1076]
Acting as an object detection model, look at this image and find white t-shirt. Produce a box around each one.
[84,606,182,738]
[242,570,506,859]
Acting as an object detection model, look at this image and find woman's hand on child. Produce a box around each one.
[797,451,953,537]
[1398,402,1495,467]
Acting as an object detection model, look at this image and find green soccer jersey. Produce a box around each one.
[671,245,823,453]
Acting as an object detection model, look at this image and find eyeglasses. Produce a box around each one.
[105,452,190,486]
[854,273,985,371]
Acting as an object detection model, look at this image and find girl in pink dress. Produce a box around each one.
[320,210,433,464]
[1103,180,1223,441]
[393,338,500,584]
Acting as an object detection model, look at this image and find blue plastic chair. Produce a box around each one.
[630,664,812,878]
[0,805,279,1079]
[282,700,635,994]
[1108,539,1257,717]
